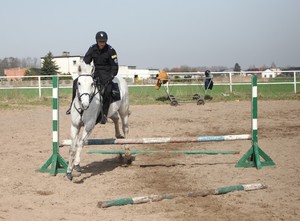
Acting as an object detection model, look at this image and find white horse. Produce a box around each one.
[67,64,130,181]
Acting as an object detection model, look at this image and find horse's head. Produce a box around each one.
[76,74,95,110]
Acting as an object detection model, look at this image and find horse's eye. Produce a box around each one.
[78,82,81,86]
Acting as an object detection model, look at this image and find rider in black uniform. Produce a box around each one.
[66,31,119,124]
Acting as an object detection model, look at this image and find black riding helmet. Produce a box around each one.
[95,31,108,42]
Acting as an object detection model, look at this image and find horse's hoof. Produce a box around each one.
[66,172,73,181]
[72,170,81,177]
[125,158,132,165]
[74,164,82,172]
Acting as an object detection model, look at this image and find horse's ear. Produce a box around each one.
[78,65,82,73]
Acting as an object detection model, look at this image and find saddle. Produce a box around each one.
[111,82,121,102]
[95,78,121,103]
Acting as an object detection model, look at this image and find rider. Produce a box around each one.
[66,31,119,124]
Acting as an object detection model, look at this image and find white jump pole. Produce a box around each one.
[61,134,251,146]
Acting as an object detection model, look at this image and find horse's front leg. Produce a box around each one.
[67,125,80,180]
[73,124,94,172]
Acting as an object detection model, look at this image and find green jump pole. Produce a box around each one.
[235,75,275,169]
[97,183,267,208]
[37,76,68,175]
[87,149,240,155]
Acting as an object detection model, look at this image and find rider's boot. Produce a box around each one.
[100,97,110,124]
[100,114,107,124]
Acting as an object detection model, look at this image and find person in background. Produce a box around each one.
[204,70,213,90]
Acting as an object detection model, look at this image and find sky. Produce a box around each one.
[1,0,300,69]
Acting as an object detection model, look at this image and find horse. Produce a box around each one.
[66,64,130,181]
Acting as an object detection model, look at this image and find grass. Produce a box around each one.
[0,83,299,109]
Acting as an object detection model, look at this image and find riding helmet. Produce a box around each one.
[95,31,108,42]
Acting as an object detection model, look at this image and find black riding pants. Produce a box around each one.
[101,81,112,116]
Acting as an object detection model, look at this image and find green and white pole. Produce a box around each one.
[235,75,275,169]
[252,75,258,145]
[37,76,67,175]
[97,183,267,208]
[52,76,59,161]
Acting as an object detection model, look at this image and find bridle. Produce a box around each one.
[74,74,100,115]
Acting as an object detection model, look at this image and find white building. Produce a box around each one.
[119,65,158,81]
[41,53,82,76]
[41,53,159,81]
[262,69,276,78]
[261,68,282,78]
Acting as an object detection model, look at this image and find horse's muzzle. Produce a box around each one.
[80,93,91,110]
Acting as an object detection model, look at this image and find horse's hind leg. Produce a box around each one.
[111,112,124,138]
[120,113,129,138]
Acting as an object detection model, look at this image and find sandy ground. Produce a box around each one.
[0,100,299,221]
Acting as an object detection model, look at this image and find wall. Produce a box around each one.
[4,68,27,81]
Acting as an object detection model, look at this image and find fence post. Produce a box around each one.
[229,72,232,93]
[38,76,41,97]
[294,71,297,94]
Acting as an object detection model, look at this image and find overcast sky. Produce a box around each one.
[1,0,299,69]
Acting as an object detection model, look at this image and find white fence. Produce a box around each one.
[0,71,299,97]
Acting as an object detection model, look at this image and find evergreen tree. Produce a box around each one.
[271,62,276,68]
[234,63,241,72]
[41,52,59,75]
[25,68,41,76]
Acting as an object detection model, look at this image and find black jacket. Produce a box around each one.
[83,43,119,83]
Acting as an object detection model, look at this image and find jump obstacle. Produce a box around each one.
[61,134,251,146]
[37,75,275,175]
[97,182,267,208]
[87,149,240,155]
[37,76,68,175]
[235,76,275,169]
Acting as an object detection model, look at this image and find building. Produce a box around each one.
[41,52,159,82]
[261,68,282,78]
[40,52,82,76]
[119,66,158,83]
[4,68,27,81]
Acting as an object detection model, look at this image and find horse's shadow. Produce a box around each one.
[72,156,133,184]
